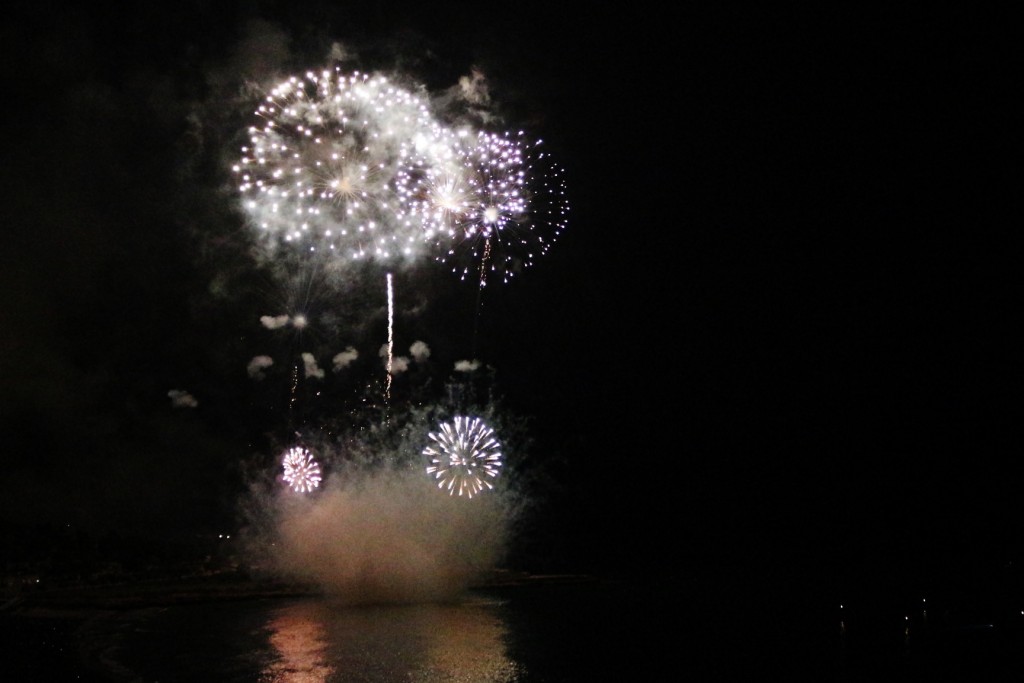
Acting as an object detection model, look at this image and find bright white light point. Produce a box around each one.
[292,315,307,329]
[482,206,500,223]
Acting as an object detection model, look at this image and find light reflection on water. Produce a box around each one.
[260,601,332,682]
[81,580,664,680]
[67,578,1024,681]
[259,596,524,683]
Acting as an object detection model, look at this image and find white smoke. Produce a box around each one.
[409,340,431,362]
[454,359,481,373]
[332,347,359,371]
[269,468,510,604]
[301,352,325,379]
[260,314,290,330]
[168,389,198,408]
[247,355,274,379]
[458,68,490,106]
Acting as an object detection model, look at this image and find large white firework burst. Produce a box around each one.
[423,416,503,497]
[281,446,322,493]
[232,66,569,281]
[233,68,461,263]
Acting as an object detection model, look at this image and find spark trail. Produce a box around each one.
[385,272,393,407]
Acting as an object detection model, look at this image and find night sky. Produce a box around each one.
[1,2,1016,597]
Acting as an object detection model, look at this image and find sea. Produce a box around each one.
[4,573,1023,682]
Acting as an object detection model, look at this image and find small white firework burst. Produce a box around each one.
[281,446,322,493]
[423,416,502,497]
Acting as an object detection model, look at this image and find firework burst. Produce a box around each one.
[423,416,503,497]
[233,68,459,263]
[432,130,570,286]
[233,67,569,281]
[281,446,322,493]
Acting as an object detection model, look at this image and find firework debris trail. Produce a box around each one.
[385,271,393,412]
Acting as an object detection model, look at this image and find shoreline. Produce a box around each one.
[0,567,604,680]
[1,567,602,616]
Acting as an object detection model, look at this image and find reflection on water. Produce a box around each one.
[261,602,333,682]
[79,580,669,682]
[259,597,524,683]
[63,577,1024,681]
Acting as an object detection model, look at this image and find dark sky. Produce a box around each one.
[0,3,1016,587]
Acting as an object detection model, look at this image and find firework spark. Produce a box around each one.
[282,446,322,493]
[423,416,503,497]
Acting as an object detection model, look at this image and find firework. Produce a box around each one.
[423,416,502,497]
[233,67,569,279]
[282,446,322,493]
[432,130,570,286]
[233,68,460,263]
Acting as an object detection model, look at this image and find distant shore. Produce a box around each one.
[1,567,601,617]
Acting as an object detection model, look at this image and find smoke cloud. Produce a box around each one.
[409,340,431,362]
[332,347,359,372]
[266,468,510,604]
[302,352,325,379]
[247,355,274,379]
[261,314,291,330]
[454,359,481,373]
[168,389,198,408]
